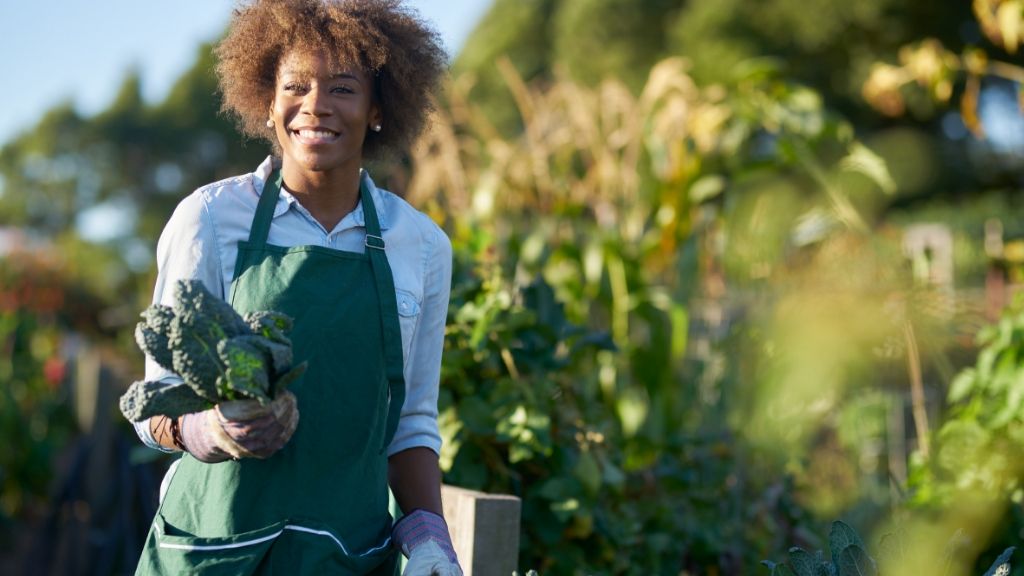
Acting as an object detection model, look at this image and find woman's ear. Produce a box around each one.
[369,106,382,131]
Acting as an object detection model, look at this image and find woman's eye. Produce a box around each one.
[283,83,306,92]
[332,85,355,94]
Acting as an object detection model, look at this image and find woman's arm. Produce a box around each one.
[135,190,225,451]
[385,223,453,478]
[388,447,443,516]
[385,222,462,574]
[389,446,462,575]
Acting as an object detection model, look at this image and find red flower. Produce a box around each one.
[43,357,66,388]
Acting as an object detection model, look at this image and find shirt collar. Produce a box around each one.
[252,155,391,231]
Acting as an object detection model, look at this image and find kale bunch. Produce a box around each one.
[119,279,306,422]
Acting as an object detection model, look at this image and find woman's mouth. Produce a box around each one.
[291,128,339,145]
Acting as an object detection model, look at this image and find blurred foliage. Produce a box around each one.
[456,0,973,126]
[862,0,1024,137]
[873,294,1024,576]
[765,520,1017,575]
[411,33,928,569]
[0,252,80,540]
[0,42,266,282]
[913,295,1024,508]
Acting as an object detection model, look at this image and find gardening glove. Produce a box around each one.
[180,390,299,462]
[393,510,462,576]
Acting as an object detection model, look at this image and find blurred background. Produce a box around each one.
[2,0,1024,574]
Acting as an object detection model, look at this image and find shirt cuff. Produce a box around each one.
[386,413,442,457]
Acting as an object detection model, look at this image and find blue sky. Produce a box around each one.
[0,0,491,146]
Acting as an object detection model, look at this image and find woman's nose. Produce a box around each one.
[301,86,330,116]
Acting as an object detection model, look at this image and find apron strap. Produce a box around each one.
[247,170,284,249]
[360,176,407,452]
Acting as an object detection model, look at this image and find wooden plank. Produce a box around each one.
[441,484,521,576]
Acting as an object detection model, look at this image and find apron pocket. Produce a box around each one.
[150,513,286,574]
[265,518,396,574]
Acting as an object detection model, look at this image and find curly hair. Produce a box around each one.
[215,0,447,161]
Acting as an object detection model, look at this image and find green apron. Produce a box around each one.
[136,170,406,575]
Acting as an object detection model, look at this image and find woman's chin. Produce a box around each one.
[289,154,331,173]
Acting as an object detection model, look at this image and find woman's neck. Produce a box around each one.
[279,162,362,232]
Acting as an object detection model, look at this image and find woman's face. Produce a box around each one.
[270,49,380,177]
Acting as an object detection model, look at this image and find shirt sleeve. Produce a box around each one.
[133,190,224,452]
[386,224,452,456]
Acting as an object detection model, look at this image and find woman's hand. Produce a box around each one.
[393,510,463,576]
[181,390,299,462]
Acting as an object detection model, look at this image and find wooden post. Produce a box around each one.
[441,485,521,576]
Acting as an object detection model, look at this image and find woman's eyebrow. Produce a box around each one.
[331,72,362,83]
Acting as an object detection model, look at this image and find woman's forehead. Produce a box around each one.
[276,46,368,79]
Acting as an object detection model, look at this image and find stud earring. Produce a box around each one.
[371,124,382,132]
[266,119,275,128]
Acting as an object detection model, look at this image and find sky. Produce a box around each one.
[0,0,492,147]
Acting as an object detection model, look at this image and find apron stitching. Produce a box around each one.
[155,523,391,556]
[283,525,393,557]
[157,529,283,551]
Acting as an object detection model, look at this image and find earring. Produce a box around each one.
[371,124,382,132]
[266,119,275,128]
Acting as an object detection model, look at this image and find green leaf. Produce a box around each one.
[600,457,626,489]
[537,476,579,502]
[829,521,866,564]
[978,347,998,383]
[730,56,785,83]
[775,564,799,576]
[271,361,307,393]
[788,547,819,576]
[948,369,976,403]
[689,174,726,203]
[991,349,1019,392]
[837,545,876,576]
[549,498,580,522]
[616,387,649,438]
[118,380,212,422]
[839,143,896,195]
[761,561,798,576]
[574,451,602,496]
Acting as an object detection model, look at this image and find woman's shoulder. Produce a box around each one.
[169,166,265,225]
[190,171,260,210]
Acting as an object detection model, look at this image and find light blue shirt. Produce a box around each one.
[134,156,449,457]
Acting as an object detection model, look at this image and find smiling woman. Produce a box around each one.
[270,50,383,230]
[214,0,445,161]
[127,1,457,575]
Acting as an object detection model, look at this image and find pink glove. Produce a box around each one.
[180,390,299,462]
[393,510,462,576]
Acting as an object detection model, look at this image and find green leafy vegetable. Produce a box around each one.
[118,279,306,422]
[216,337,270,402]
[118,380,213,422]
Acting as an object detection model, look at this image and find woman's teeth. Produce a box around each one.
[297,130,336,139]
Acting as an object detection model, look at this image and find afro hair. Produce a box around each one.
[215,0,448,161]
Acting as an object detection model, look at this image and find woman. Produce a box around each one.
[131,1,459,574]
